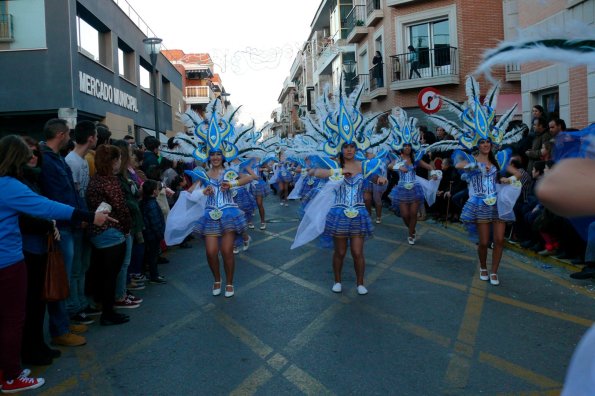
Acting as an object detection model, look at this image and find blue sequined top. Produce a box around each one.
[205,177,239,211]
[333,174,365,210]
[467,163,498,200]
[397,165,417,185]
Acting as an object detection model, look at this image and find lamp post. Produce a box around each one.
[143,37,162,141]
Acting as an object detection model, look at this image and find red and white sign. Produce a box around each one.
[417,87,442,114]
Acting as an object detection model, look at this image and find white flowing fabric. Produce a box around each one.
[287,174,306,200]
[496,183,521,218]
[164,188,207,246]
[561,324,595,396]
[415,175,442,207]
[268,169,279,185]
[291,179,342,249]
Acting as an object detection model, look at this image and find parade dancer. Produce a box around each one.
[166,100,256,297]
[275,153,292,206]
[387,108,440,245]
[292,88,387,295]
[427,76,524,286]
[251,156,274,230]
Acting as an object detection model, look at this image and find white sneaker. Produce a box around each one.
[407,237,415,245]
[248,223,255,229]
[243,236,252,251]
[259,223,266,230]
[284,202,289,207]
[331,283,342,293]
[280,202,284,206]
[357,285,368,295]
[233,247,240,255]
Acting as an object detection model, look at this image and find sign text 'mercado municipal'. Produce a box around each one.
[79,71,139,113]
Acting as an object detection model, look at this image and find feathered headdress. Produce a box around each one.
[388,107,421,152]
[427,75,521,151]
[177,98,240,163]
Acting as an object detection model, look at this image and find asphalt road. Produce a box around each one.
[31,197,595,395]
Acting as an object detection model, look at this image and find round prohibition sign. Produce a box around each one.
[417,87,442,114]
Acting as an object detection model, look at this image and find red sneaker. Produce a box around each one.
[1,374,45,393]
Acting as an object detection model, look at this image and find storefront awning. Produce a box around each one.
[139,128,169,144]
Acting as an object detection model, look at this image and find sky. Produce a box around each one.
[125,0,322,129]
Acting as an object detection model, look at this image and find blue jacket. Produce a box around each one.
[40,144,87,227]
[0,176,74,269]
[141,197,165,242]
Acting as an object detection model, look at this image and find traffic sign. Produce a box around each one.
[418,87,442,114]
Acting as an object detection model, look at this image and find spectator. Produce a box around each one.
[549,117,566,138]
[39,119,88,347]
[141,180,167,284]
[372,51,384,88]
[19,137,62,366]
[526,117,551,176]
[65,121,98,325]
[142,136,160,174]
[87,123,111,177]
[407,45,422,79]
[530,105,546,135]
[124,134,135,147]
[0,135,109,393]
[86,145,132,326]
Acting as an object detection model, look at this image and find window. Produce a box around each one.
[76,13,111,68]
[139,63,152,92]
[161,76,171,104]
[409,19,450,70]
[541,90,559,120]
[118,39,135,81]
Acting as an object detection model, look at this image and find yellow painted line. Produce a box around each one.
[279,271,349,303]
[360,304,451,348]
[39,376,78,396]
[280,249,319,270]
[392,267,468,292]
[479,352,562,389]
[242,272,276,293]
[283,364,335,396]
[216,312,274,359]
[488,293,594,327]
[267,353,289,371]
[284,303,344,355]
[365,244,409,285]
[242,255,276,272]
[170,278,209,307]
[444,277,487,389]
[229,366,273,396]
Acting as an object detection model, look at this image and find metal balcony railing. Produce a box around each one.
[184,86,211,104]
[369,65,385,91]
[0,14,14,42]
[351,74,370,96]
[367,0,381,16]
[389,46,458,82]
[506,63,521,73]
[346,5,367,34]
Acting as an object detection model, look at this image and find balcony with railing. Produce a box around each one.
[346,5,368,44]
[184,85,212,105]
[350,74,370,103]
[369,65,387,98]
[0,14,14,42]
[389,46,459,90]
[506,63,520,82]
[366,0,383,26]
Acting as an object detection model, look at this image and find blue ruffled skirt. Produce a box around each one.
[299,184,323,219]
[389,183,424,209]
[233,188,256,222]
[363,179,373,194]
[320,206,373,248]
[252,180,269,198]
[194,207,248,237]
[300,178,319,199]
[277,170,293,183]
[461,196,514,223]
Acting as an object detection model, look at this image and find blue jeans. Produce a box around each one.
[66,229,91,316]
[48,227,73,337]
[115,234,132,299]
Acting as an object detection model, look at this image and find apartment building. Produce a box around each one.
[162,50,230,121]
[0,0,183,141]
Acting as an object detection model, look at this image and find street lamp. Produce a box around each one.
[220,92,231,109]
[143,37,162,141]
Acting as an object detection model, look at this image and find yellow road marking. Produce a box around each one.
[392,267,468,292]
[284,303,344,355]
[229,366,273,396]
[444,277,487,389]
[39,377,78,396]
[283,364,335,396]
[488,293,594,327]
[479,352,562,389]
[216,312,274,359]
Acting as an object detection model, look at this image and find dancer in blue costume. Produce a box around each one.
[251,157,273,230]
[169,99,257,298]
[427,76,524,286]
[386,109,438,245]
[275,153,293,206]
[292,92,387,295]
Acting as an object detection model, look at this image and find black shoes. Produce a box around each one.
[570,265,595,280]
[100,312,130,326]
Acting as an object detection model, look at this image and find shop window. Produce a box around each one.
[118,39,135,82]
[76,13,111,68]
[139,62,152,93]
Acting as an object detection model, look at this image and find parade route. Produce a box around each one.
[32,199,594,395]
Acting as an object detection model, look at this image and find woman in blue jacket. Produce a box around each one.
[0,135,111,394]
